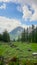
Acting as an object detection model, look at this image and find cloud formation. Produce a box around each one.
[30,4,37,21]
[0,16,21,33]
[10,0,37,21]
[0,0,37,21]
[0,3,6,9]
[22,5,32,21]
[0,16,30,33]
[22,4,37,21]
[0,0,37,33]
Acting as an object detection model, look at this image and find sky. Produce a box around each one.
[0,0,37,33]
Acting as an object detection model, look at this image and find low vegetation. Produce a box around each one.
[0,42,37,65]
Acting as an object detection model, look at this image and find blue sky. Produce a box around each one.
[0,0,37,33]
[0,2,23,19]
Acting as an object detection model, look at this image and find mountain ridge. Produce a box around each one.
[10,26,24,40]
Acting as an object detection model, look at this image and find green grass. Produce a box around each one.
[0,42,37,62]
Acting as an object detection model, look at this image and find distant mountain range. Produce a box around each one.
[9,26,33,40]
[10,26,24,40]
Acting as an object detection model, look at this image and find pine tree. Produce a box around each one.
[26,28,29,42]
[35,27,37,43]
[3,30,10,42]
[21,29,26,42]
[0,34,3,41]
[32,25,35,42]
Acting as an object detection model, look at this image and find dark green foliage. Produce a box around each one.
[28,33,32,42]
[31,25,37,43]
[9,57,19,65]
[3,30,10,42]
[20,25,37,43]
[0,30,10,42]
[21,28,29,42]
[32,25,35,42]
[35,27,37,43]
[0,56,4,65]
[21,29,26,42]
[0,34,3,41]
[26,28,29,42]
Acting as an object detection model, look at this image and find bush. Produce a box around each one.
[9,57,19,65]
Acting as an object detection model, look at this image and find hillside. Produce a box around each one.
[10,26,24,40]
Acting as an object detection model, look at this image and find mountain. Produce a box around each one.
[10,26,24,40]
[9,26,33,40]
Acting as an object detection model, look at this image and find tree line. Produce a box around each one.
[18,25,37,43]
[0,25,37,43]
[0,30,10,42]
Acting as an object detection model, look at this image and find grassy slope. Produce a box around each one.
[0,42,37,62]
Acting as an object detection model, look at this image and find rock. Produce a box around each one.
[32,52,37,56]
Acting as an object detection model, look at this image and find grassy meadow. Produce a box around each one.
[0,42,37,65]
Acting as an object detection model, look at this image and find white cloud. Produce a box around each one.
[12,0,37,21]
[0,0,37,21]
[0,16,31,33]
[22,5,32,21]
[0,0,17,2]
[22,4,37,21]
[21,24,29,29]
[30,4,37,21]
[0,0,9,2]
[17,5,22,12]
[0,16,21,33]
[18,0,37,21]
[0,0,36,6]
[0,3,6,9]
[0,0,37,5]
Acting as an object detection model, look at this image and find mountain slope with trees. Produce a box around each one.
[21,25,37,43]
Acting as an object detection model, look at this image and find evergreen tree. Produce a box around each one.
[19,25,37,43]
[21,29,26,42]
[35,27,37,43]
[26,28,29,42]
[0,34,2,41]
[32,25,35,42]
[29,33,32,42]
[3,30,10,42]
